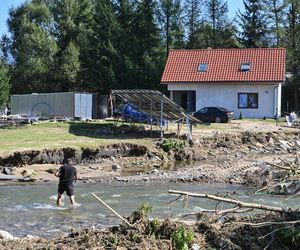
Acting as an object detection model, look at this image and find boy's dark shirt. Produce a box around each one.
[59,164,76,185]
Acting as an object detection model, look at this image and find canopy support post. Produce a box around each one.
[160,96,164,139]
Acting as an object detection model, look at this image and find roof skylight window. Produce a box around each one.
[241,63,251,72]
[198,63,208,72]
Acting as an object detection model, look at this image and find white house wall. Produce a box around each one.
[168,83,281,118]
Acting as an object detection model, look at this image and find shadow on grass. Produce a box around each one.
[68,121,174,139]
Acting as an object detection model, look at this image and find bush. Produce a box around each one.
[161,139,185,152]
[172,226,194,250]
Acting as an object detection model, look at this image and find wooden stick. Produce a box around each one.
[91,193,132,227]
[233,220,300,227]
[168,189,300,213]
[264,161,291,171]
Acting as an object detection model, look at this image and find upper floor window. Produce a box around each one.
[198,63,208,72]
[240,63,251,72]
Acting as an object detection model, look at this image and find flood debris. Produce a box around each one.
[168,189,300,214]
[1,208,300,249]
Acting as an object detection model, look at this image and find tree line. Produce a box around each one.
[0,0,299,110]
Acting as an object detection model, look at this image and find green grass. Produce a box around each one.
[0,121,154,156]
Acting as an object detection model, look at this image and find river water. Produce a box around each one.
[0,182,299,238]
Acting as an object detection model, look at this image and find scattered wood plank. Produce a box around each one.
[91,192,132,227]
[168,189,300,214]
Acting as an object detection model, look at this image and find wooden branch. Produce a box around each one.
[264,161,300,174]
[168,189,300,213]
[259,225,293,240]
[254,185,270,195]
[232,220,300,228]
[285,191,300,201]
[264,162,291,171]
[91,193,132,227]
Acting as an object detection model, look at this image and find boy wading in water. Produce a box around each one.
[54,159,78,206]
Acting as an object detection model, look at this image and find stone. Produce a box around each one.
[3,167,12,175]
[89,166,99,170]
[278,140,291,150]
[112,164,121,171]
[191,244,201,250]
[0,230,14,240]
[151,169,159,174]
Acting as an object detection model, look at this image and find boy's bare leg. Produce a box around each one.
[57,193,63,206]
[69,195,76,205]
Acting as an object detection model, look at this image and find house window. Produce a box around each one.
[240,63,251,72]
[198,63,208,72]
[238,93,258,109]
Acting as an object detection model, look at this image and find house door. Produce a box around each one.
[181,93,187,110]
[173,91,196,113]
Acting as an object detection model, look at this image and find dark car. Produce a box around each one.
[193,106,234,123]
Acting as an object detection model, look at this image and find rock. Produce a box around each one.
[0,230,14,240]
[0,174,18,180]
[151,168,159,174]
[3,167,13,175]
[112,164,121,171]
[278,140,291,150]
[89,166,99,170]
[191,244,200,250]
[18,177,36,182]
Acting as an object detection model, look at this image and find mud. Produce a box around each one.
[0,144,148,167]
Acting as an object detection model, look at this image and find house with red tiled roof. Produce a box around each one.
[161,48,286,119]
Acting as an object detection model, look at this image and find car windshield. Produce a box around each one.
[217,107,228,112]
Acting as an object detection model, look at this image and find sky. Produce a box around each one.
[0,0,245,36]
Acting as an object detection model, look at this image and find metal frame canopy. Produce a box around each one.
[111,89,197,123]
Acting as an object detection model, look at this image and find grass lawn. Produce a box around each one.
[0,121,155,156]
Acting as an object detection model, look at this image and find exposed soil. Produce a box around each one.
[1,128,300,188]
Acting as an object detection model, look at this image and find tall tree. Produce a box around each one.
[85,0,118,93]
[159,0,185,55]
[0,60,10,107]
[205,0,238,48]
[185,0,203,49]
[7,0,57,94]
[132,0,164,89]
[284,0,300,110]
[262,0,286,46]
[237,0,268,48]
[113,0,138,89]
[50,0,93,91]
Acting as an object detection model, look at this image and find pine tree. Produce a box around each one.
[158,0,185,54]
[86,0,118,93]
[262,0,286,46]
[50,0,93,91]
[237,0,268,48]
[185,0,203,49]
[205,0,238,48]
[284,0,300,110]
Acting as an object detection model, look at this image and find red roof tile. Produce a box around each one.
[161,48,286,84]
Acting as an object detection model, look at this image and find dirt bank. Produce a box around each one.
[1,210,299,250]
[1,130,300,187]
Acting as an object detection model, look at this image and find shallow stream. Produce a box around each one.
[0,182,299,238]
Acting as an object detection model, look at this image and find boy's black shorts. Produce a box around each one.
[58,184,74,196]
